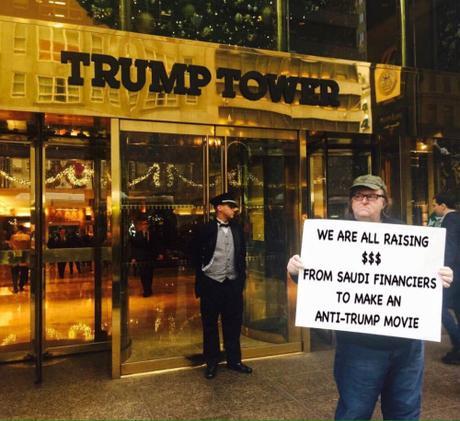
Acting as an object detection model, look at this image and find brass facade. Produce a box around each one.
[0,15,372,134]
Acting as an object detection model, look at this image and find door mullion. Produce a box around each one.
[32,114,46,384]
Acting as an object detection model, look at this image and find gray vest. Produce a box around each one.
[203,226,237,282]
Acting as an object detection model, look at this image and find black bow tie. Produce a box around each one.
[218,222,229,228]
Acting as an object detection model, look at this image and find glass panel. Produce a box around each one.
[308,138,327,219]
[43,116,111,347]
[0,140,32,352]
[227,135,299,345]
[121,130,205,362]
[0,1,278,49]
[410,139,432,226]
[289,0,364,60]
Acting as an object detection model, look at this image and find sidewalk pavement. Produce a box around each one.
[1,339,459,420]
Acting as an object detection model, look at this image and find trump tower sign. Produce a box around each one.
[295,220,446,341]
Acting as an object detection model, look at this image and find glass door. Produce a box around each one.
[307,134,373,220]
[117,121,213,373]
[115,121,302,375]
[0,136,33,360]
[42,116,112,354]
[307,133,373,349]
[221,127,301,351]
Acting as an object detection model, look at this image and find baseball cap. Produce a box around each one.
[350,174,387,195]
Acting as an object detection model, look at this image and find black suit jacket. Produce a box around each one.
[129,230,160,262]
[442,211,460,304]
[193,220,246,298]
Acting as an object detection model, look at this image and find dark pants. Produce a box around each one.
[138,261,154,295]
[334,340,424,420]
[57,262,66,278]
[200,276,243,366]
[442,304,460,348]
[69,261,81,274]
[11,265,29,292]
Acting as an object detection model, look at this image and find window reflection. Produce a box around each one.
[227,136,299,344]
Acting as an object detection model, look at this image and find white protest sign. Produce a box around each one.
[295,219,446,342]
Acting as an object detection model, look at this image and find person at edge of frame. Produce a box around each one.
[287,174,453,421]
[192,192,252,380]
[432,191,460,365]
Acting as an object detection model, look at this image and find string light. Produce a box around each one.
[0,165,94,187]
[68,322,94,341]
[1,333,16,346]
[45,165,94,187]
[0,170,30,186]
[128,163,160,188]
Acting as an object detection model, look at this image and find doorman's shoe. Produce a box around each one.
[226,362,253,374]
[204,363,218,379]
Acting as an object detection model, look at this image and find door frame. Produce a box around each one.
[112,119,304,378]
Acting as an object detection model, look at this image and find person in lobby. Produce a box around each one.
[47,227,70,279]
[432,191,460,364]
[9,225,31,293]
[129,215,161,297]
[287,174,453,421]
[193,192,252,379]
[67,228,83,275]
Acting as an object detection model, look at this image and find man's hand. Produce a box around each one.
[438,266,453,288]
[287,254,303,277]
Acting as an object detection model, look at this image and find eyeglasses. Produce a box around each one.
[352,193,385,202]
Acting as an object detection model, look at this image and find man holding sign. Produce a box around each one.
[287,175,453,421]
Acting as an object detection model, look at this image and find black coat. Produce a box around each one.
[129,230,160,262]
[193,220,246,297]
[441,211,460,305]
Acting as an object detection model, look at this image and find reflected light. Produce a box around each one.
[0,311,13,327]
[6,120,27,131]
[1,334,17,346]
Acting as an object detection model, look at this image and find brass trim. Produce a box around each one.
[0,250,31,265]
[32,115,46,383]
[0,350,33,364]
[45,341,110,357]
[204,134,210,221]
[215,126,297,140]
[121,342,302,376]
[300,328,311,352]
[241,342,302,359]
[120,120,214,136]
[121,357,196,375]
[111,118,122,379]
[43,247,112,263]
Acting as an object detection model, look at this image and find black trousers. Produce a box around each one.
[11,265,29,291]
[200,276,243,365]
[138,261,154,294]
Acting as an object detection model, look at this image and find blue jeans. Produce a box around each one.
[442,289,460,348]
[334,340,424,420]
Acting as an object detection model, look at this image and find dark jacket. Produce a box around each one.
[192,220,246,298]
[129,230,160,262]
[441,211,460,306]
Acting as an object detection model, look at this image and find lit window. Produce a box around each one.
[91,34,103,54]
[109,88,120,106]
[12,73,26,98]
[37,76,81,103]
[129,92,138,109]
[38,27,80,62]
[14,24,27,54]
[91,87,104,103]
